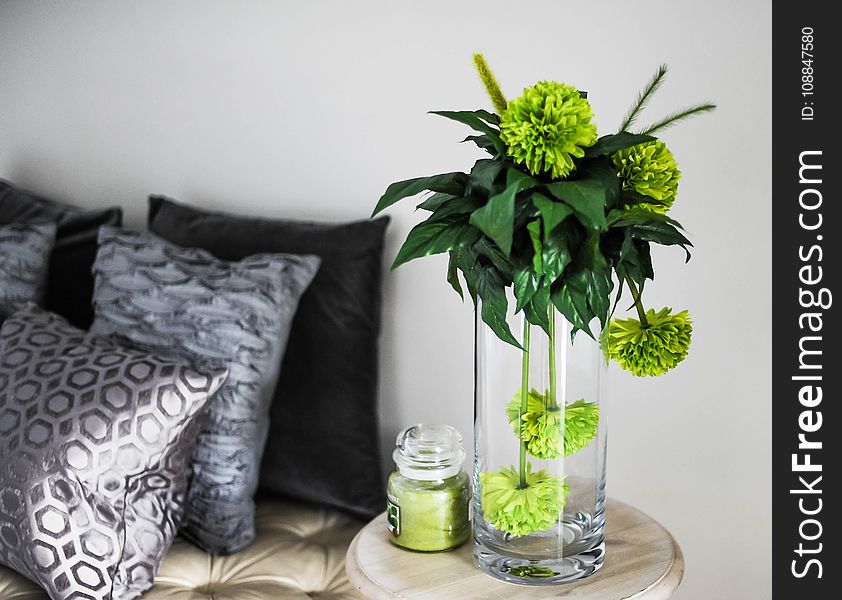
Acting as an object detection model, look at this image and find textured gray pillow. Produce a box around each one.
[0,223,57,320]
[0,304,227,600]
[90,227,320,554]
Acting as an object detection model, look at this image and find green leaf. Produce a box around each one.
[551,281,593,338]
[629,221,692,260]
[514,266,540,313]
[577,157,621,210]
[470,169,538,256]
[469,159,505,196]
[392,217,480,269]
[523,283,551,335]
[373,172,467,216]
[446,252,463,299]
[541,233,572,284]
[526,219,543,273]
[584,132,655,157]
[461,134,498,154]
[607,205,684,228]
[473,109,501,125]
[545,179,607,230]
[430,110,506,154]
[451,245,480,302]
[417,192,457,212]
[475,237,514,280]
[531,192,573,238]
[427,196,482,220]
[475,267,520,348]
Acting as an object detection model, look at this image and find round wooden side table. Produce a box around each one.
[345,498,684,600]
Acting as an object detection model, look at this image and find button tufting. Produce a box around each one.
[0,498,363,599]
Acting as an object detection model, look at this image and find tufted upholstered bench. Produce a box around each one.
[0,498,363,600]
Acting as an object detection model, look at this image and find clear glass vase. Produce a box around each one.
[473,301,607,585]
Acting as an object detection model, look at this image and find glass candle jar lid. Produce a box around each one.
[393,424,466,481]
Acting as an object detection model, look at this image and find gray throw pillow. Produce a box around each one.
[0,223,57,321]
[0,304,227,600]
[90,227,320,554]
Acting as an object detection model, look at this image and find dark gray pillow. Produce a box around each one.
[0,304,227,600]
[0,223,57,321]
[90,227,320,554]
[0,179,123,328]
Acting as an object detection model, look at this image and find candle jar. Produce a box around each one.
[386,424,470,552]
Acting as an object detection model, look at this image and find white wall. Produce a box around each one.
[0,2,771,598]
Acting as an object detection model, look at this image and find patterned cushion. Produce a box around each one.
[0,224,57,321]
[0,305,227,600]
[90,227,320,555]
[148,196,389,520]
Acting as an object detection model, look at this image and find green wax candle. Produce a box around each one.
[387,471,470,552]
[386,424,470,552]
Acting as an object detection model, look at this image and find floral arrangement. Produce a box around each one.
[373,56,714,537]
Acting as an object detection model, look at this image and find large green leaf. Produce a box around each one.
[475,237,514,280]
[584,132,655,157]
[392,217,479,269]
[531,192,573,238]
[417,192,457,212]
[523,283,551,335]
[446,252,463,299]
[461,134,498,155]
[526,219,543,273]
[469,169,538,256]
[426,196,482,220]
[629,221,692,260]
[473,109,501,125]
[607,205,685,229]
[541,233,572,284]
[514,266,540,312]
[577,157,621,210]
[373,172,467,216]
[469,159,505,196]
[545,179,607,230]
[430,111,506,154]
[551,280,594,338]
[475,267,520,348]
[451,245,480,301]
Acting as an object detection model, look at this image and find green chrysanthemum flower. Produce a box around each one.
[604,307,692,377]
[506,390,599,459]
[480,464,568,537]
[499,81,597,179]
[613,140,682,213]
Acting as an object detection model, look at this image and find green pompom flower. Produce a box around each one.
[604,307,692,377]
[506,390,599,459]
[563,399,601,456]
[480,464,567,537]
[500,81,597,179]
[613,140,681,213]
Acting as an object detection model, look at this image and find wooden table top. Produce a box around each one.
[345,498,684,600]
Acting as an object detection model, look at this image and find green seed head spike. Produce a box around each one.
[473,53,508,114]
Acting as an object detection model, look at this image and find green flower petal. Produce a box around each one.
[480,464,568,537]
[613,140,681,213]
[605,307,692,376]
[500,81,597,179]
[506,390,599,459]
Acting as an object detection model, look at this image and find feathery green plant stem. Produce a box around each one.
[625,277,649,327]
[518,318,530,488]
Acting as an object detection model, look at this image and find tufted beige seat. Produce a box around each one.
[0,498,363,600]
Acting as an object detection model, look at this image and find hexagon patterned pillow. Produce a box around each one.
[0,304,227,600]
